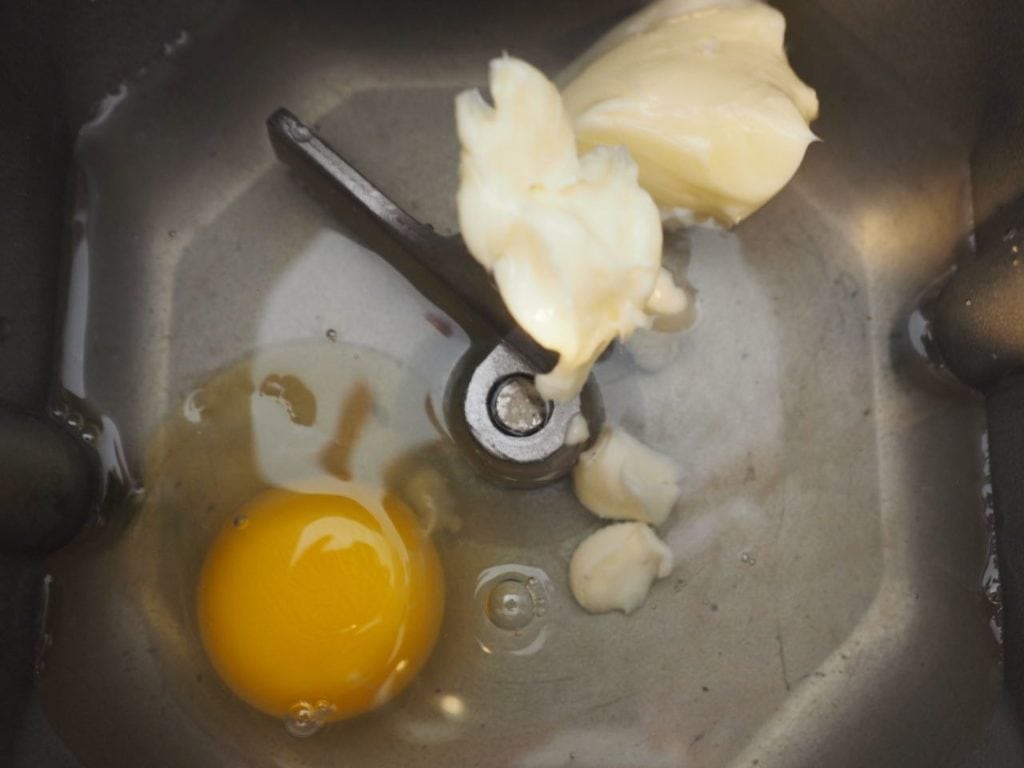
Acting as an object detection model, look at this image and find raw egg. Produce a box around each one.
[197,486,444,723]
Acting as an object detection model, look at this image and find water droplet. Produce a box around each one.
[168,229,177,239]
[740,552,757,566]
[233,514,248,529]
[34,574,56,676]
[1012,245,1020,254]
[162,29,191,58]
[1004,227,1019,242]
[965,299,973,307]
[285,701,325,738]
[906,307,943,366]
[486,580,535,631]
[182,389,206,423]
[325,328,337,342]
[1013,258,1020,268]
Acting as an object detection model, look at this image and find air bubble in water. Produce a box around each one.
[285,701,330,738]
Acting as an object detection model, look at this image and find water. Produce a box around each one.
[34,2,1003,766]
[182,389,206,424]
[475,565,553,656]
[33,574,57,677]
[980,432,1004,646]
[485,580,536,631]
[285,702,327,738]
[900,266,977,395]
[902,264,1003,648]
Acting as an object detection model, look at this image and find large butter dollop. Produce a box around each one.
[562,0,819,226]
[456,57,686,401]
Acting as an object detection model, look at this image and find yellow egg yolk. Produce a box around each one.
[197,488,444,722]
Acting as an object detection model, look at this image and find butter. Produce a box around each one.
[455,56,686,401]
[572,426,682,526]
[569,522,674,614]
[564,413,591,446]
[562,0,819,226]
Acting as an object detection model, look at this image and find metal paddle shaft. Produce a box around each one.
[266,108,600,485]
[266,108,557,374]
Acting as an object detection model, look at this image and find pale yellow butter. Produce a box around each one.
[562,0,819,226]
[572,426,682,526]
[569,522,674,614]
[455,57,687,401]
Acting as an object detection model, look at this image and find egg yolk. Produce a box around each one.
[197,488,444,722]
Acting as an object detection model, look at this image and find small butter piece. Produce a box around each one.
[456,56,683,401]
[569,522,674,614]
[562,0,819,227]
[645,267,689,319]
[564,413,591,446]
[573,426,682,525]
